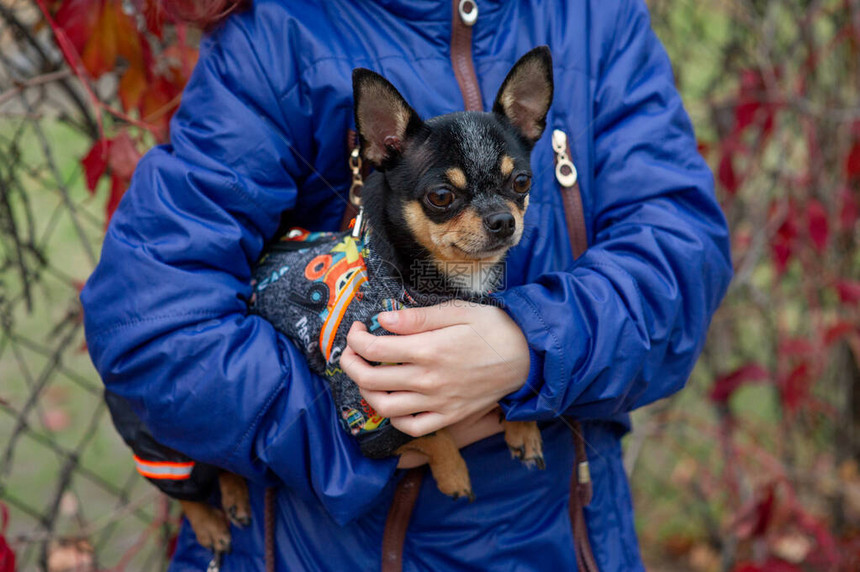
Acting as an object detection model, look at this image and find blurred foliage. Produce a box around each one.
[0,1,196,570]
[633,0,860,570]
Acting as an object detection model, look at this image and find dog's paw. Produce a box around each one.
[450,489,477,503]
[219,472,251,528]
[226,504,251,528]
[184,503,232,554]
[432,456,474,502]
[504,421,545,470]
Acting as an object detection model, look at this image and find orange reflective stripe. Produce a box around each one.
[133,455,194,480]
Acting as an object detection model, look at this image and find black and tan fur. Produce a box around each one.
[354,46,554,497]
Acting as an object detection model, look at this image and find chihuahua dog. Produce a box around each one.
[112,46,554,559]
[251,45,554,499]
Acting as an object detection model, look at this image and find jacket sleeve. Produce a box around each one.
[497,0,732,421]
[80,12,397,525]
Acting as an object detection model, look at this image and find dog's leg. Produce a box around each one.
[396,429,473,501]
[503,420,545,470]
[219,472,251,528]
[179,499,232,554]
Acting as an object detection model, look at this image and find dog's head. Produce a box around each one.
[353,47,553,293]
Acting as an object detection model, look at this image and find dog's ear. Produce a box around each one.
[353,69,422,167]
[492,46,554,146]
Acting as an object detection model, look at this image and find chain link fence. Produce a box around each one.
[0,1,176,570]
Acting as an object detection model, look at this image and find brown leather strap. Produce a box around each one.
[264,487,276,572]
[450,0,483,111]
[562,182,588,259]
[381,468,425,572]
[554,135,588,259]
[557,136,599,570]
[569,421,599,572]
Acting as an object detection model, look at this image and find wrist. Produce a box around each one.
[500,341,542,407]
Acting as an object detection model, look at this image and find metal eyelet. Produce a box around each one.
[555,159,578,188]
[458,0,478,26]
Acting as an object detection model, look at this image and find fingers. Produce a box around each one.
[390,411,449,437]
[378,302,476,335]
[359,389,428,419]
[341,344,425,392]
[346,322,429,364]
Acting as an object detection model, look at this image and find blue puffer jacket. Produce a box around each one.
[81,0,732,569]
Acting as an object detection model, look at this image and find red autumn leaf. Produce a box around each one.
[81,133,140,192]
[107,132,141,181]
[105,174,128,225]
[770,200,798,275]
[79,1,120,78]
[824,321,857,346]
[778,337,815,357]
[731,68,779,140]
[0,502,14,572]
[166,532,179,560]
[847,141,860,181]
[81,139,109,193]
[839,188,858,232]
[779,362,811,414]
[735,100,761,134]
[161,43,200,86]
[119,64,149,111]
[67,0,146,79]
[118,34,156,112]
[806,199,829,253]
[732,483,777,539]
[837,280,860,305]
[719,151,739,194]
[141,0,166,40]
[734,69,765,133]
[710,363,770,404]
[82,133,141,225]
[140,77,181,142]
[771,242,792,275]
[53,0,101,54]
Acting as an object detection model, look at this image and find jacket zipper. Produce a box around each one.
[450,0,483,111]
[552,129,589,259]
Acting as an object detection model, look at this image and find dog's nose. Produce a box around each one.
[483,212,516,238]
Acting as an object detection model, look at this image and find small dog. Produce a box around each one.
[252,45,554,499]
[116,46,554,558]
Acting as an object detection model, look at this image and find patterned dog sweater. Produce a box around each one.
[251,229,422,458]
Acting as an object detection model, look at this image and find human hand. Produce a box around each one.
[395,406,505,469]
[340,302,530,438]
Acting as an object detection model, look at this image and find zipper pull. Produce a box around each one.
[458,0,478,26]
[552,129,578,188]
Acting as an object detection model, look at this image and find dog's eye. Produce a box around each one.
[425,189,455,209]
[513,174,531,194]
